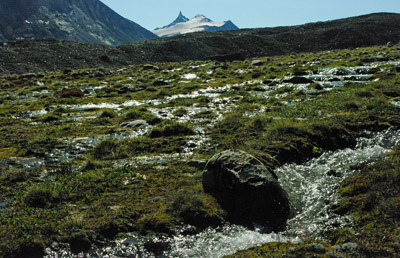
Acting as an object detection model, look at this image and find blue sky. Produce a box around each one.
[100,0,399,30]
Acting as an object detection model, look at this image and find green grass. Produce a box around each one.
[0,43,400,257]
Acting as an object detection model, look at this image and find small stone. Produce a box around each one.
[120,120,149,129]
[311,243,326,253]
[123,237,139,245]
[251,60,264,66]
[327,170,341,177]
[340,242,358,252]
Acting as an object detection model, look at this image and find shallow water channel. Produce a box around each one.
[45,129,400,258]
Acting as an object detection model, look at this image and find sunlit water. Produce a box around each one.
[45,129,400,258]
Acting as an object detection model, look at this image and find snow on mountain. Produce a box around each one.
[153,12,239,38]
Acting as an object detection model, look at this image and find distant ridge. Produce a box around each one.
[153,12,239,37]
[0,0,157,46]
[1,13,400,75]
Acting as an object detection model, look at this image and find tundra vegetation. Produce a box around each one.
[0,43,399,257]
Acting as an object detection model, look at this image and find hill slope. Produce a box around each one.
[1,13,399,75]
[0,0,157,46]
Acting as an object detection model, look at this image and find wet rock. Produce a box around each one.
[99,222,122,239]
[118,85,145,94]
[283,76,314,84]
[355,67,379,74]
[13,242,45,258]
[251,60,264,66]
[332,67,353,75]
[68,233,92,254]
[202,150,290,231]
[123,237,139,245]
[327,170,341,177]
[144,238,170,256]
[120,120,149,129]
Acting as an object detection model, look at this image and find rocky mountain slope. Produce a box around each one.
[0,0,157,46]
[1,12,400,75]
[153,12,239,37]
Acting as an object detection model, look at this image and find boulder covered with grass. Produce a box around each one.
[202,150,290,231]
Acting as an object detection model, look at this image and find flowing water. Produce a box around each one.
[45,129,400,258]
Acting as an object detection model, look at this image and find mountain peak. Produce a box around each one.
[170,11,190,26]
[174,11,190,23]
[193,14,212,23]
[155,11,189,30]
[153,13,239,37]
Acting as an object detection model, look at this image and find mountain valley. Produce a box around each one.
[0,4,400,257]
[0,41,400,257]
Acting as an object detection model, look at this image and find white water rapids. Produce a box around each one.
[45,129,400,258]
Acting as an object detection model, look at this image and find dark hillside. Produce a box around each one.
[0,0,157,46]
[1,13,399,75]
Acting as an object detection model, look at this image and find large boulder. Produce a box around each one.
[202,150,290,231]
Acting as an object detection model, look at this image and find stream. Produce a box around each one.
[45,129,400,258]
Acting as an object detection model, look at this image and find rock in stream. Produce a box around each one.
[202,150,291,231]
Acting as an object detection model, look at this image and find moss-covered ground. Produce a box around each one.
[0,44,400,257]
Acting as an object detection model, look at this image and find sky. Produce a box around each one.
[100,0,400,31]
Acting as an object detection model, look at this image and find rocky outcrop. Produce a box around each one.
[202,150,291,231]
